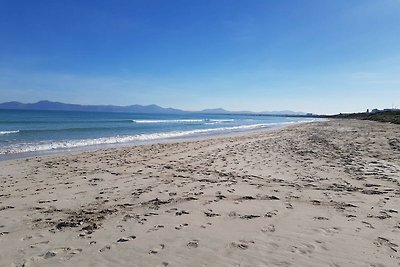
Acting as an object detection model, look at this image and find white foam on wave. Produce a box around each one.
[0,130,20,135]
[131,119,234,124]
[132,119,203,123]
[205,119,235,124]
[0,120,316,155]
[0,123,269,154]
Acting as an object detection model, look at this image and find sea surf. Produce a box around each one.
[0,109,318,159]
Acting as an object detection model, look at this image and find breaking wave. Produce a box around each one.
[131,119,234,124]
[0,122,284,155]
[0,130,20,135]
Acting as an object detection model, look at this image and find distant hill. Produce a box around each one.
[0,100,307,116]
[331,110,400,124]
[0,100,186,114]
[198,108,236,114]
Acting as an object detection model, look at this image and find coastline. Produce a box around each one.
[0,119,399,266]
[0,119,318,161]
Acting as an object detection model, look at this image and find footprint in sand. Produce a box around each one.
[290,241,328,255]
[155,262,169,267]
[43,251,57,259]
[314,227,341,236]
[175,223,189,230]
[313,216,329,221]
[187,240,199,248]
[30,240,50,248]
[361,221,375,229]
[0,231,10,237]
[175,210,190,216]
[39,247,83,260]
[147,225,164,233]
[261,224,276,233]
[28,232,45,239]
[100,245,112,252]
[117,235,136,243]
[204,209,221,217]
[149,244,165,254]
[290,243,315,255]
[230,240,254,250]
[374,237,398,253]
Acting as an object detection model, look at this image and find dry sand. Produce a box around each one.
[0,119,399,267]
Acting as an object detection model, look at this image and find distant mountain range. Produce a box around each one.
[0,100,307,116]
[0,100,185,114]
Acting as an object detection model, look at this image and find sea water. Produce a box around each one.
[0,109,317,159]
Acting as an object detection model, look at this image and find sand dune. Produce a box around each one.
[0,120,399,266]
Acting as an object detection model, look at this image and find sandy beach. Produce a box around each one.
[0,119,399,267]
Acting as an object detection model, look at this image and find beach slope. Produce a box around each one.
[0,120,399,266]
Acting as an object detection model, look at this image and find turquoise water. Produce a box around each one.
[0,109,316,158]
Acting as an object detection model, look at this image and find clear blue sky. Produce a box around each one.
[1,0,399,114]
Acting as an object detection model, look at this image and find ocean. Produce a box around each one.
[0,109,317,159]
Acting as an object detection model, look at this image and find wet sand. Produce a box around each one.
[0,119,399,266]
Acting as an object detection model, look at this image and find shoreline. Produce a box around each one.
[0,120,318,161]
[0,119,399,266]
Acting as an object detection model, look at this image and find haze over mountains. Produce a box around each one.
[0,100,307,115]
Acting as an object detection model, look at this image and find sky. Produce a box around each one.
[0,0,399,114]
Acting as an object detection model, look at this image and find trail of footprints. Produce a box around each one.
[0,120,399,266]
